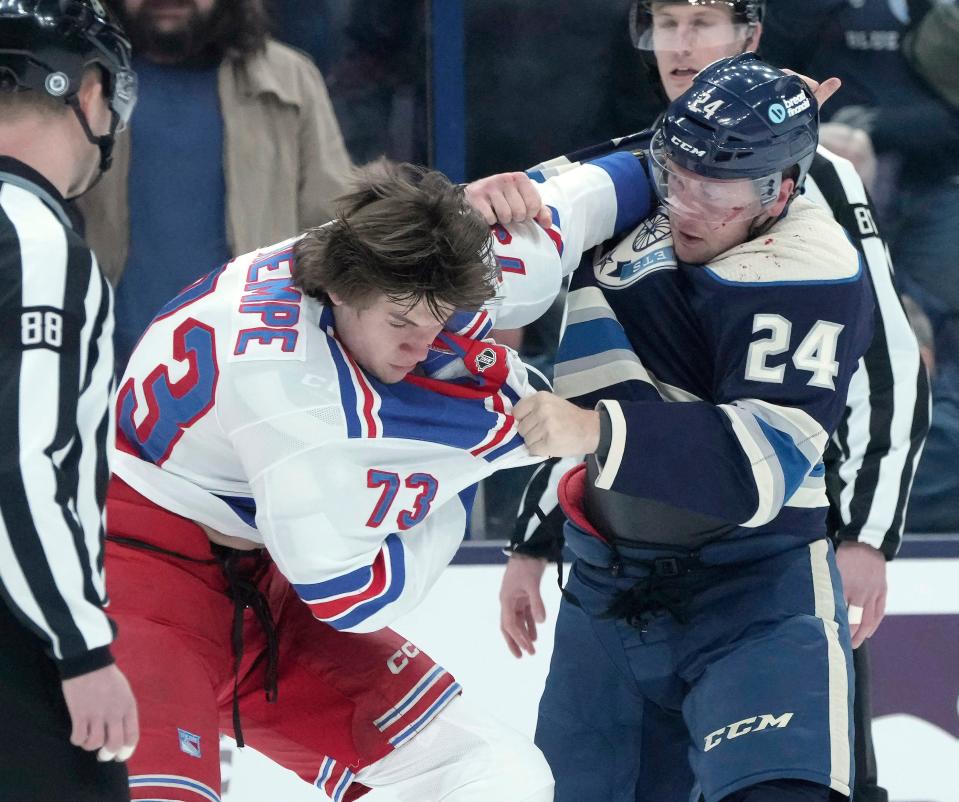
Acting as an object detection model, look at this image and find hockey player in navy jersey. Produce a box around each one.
[490,4,928,801]
[489,55,875,801]
[102,157,658,801]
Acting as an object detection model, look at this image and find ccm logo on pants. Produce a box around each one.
[388,642,421,674]
[704,712,794,752]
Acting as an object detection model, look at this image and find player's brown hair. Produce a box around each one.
[293,160,497,320]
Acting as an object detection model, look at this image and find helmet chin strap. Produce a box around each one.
[66,95,119,196]
[746,189,800,241]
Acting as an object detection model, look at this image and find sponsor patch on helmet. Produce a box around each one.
[783,90,811,117]
[767,103,787,124]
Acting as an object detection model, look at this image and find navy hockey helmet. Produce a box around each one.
[649,53,818,223]
[0,0,137,172]
[629,0,764,52]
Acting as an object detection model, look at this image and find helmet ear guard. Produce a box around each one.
[0,0,138,178]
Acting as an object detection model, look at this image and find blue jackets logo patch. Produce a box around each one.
[178,728,202,758]
[595,210,677,290]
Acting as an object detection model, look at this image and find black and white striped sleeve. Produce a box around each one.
[0,184,116,678]
[507,457,571,560]
[805,148,931,559]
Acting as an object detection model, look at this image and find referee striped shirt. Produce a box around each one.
[0,156,116,679]
[805,147,931,558]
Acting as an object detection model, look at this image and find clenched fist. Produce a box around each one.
[514,392,601,457]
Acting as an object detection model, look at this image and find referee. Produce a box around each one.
[0,3,139,800]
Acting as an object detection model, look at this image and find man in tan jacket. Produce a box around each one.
[81,0,354,366]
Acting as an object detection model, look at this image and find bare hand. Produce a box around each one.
[782,69,842,109]
[835,541,887,648]
[465,172,553,227]
[514,392,601,457]
[818,122,878,191]
[61,664,139,762]
[500,554,549,658]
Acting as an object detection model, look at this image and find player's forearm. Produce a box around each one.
[592,397,834,528]
[490,152,653,330]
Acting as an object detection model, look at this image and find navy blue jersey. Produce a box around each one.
[514,132,925,559]
[543,192,875,545]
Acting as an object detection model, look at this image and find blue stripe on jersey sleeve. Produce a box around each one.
[483,436,526,464]
[587,151,653,237]
[213,493,257,528]
[557,316,633,363]
[755,417,813,502]
[459,486,478,540]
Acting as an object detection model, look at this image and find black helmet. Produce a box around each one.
[0,0,138,174]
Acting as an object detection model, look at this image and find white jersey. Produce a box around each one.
[113,158,642,632]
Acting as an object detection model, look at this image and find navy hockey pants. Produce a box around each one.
[535,522,855,802]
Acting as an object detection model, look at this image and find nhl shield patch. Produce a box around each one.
[473,347,498,373]
[177,728,202,758]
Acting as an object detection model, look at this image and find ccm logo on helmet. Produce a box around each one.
[670,135,706,158]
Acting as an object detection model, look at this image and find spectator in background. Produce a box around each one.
[903,293,959,533]
[80,0,354,367]
[760,0,959,317]
[901,0,959,115]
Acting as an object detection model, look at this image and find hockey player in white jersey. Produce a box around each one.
[104,157,650,801]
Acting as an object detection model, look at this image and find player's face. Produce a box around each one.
[666,165,795,263]
[331,293,452,384]
[652,3,757,101]
[668,207,754,263]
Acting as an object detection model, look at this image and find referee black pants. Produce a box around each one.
[0,602,129,802]
[852,640,888,802]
